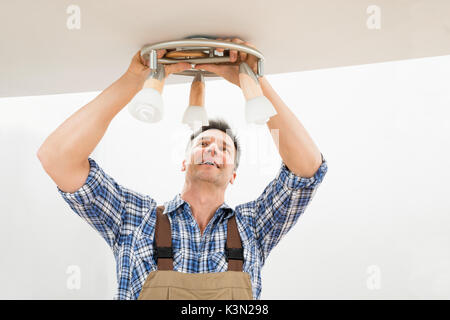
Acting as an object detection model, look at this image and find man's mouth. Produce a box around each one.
[199,161,220,169]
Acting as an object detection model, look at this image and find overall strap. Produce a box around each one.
[155,205,173,270]
[226,215,244,271]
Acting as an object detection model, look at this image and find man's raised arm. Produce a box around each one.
[37,50,190,193]
[259,76,323,178]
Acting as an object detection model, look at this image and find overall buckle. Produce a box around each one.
[225,248,244,262]
[155,246,173,259]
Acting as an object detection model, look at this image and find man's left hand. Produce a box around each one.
[194,38,260,88]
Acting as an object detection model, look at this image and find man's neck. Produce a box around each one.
[180,182,226,234]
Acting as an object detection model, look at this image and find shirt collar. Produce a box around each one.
[163,193,234,219]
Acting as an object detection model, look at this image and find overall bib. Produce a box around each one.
[138,206,253,300]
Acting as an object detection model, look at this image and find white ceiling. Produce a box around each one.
[1,0,450,97]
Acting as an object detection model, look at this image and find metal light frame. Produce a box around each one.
[139,36,265,78]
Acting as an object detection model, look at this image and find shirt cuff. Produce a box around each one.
[276,153,328,190]
[57,157,103,206]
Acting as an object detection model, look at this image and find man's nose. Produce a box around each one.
[206,143,217,156]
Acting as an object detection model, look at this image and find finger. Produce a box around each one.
[243,42,258,69]
[218,38,235,61]
[215,38,232,56]
[136,50,145,66]
[195,64,228,77]
[215,38,225,52]
[244,42,257,49]
[166,62,191,75]
[232,38,247,62]
[216,38,226,52]
[157,49,167,59]
[223,39,238,63]
[246,51,258,68]
[138,49,166,67]
[194,64,217,72]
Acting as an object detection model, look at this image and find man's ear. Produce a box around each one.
[181,159,186,172]
[229,171,237,184]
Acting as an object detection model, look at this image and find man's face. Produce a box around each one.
[182,129,237,187]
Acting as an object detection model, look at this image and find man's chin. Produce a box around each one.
[193,171,220,182]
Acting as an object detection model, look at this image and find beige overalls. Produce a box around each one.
[138,205,254,300]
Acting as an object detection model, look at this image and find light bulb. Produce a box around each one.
[239,62,277,124]
[128,87,164,123]
[182,106,209,131]
[128,63,165,123]
[245,96,277,124]
[182,72,209,130]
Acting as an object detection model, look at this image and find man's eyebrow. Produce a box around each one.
[198,136,232,149]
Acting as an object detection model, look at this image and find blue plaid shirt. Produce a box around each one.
[58,155,328,299]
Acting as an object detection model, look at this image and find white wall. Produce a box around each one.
[1,54,449,299]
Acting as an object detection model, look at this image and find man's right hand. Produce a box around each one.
[125,49,192,85]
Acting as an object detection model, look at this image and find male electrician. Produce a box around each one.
[37,38,328,299]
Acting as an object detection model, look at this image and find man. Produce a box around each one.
[37,38,328,299]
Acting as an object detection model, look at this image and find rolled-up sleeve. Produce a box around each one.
[57,157,154,253]
[251,153,328,265]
